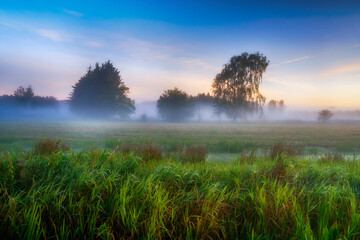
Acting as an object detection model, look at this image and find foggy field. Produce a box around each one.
[0,121,360,154]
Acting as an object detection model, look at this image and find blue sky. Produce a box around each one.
[0,0,360,107]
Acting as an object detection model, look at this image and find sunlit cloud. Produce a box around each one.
[34,29,72,42]
[117,36,180,61]
[115,36,217,71]
[319,62,360,76]
[84,41,105,48]
[270,55,313,67]
[0,19,18,28]
[177,57,219,71]
[63,9,83,17]
[265,77,313,90]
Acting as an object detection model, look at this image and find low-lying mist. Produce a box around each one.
[1,100,360,122]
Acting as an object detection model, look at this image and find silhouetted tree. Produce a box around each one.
[193,93,214,105]
[0,86,58,114]
[212,52,269,121]
[318,109,333,123]
[157,87,194,121]
[267,99,285,112]
[70,61,135,118]
[13,86,34,105]
[32,96,58,108]
[13,86,34,98]
[279,100,285,109]
[268,100,277,111]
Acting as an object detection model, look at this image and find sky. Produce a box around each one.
[0,0,360,108]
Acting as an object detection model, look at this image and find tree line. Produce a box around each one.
[0,86,58,108]
[0,52,334,122]
[68,52,270,121]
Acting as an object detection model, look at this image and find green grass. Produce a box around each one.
[1,121,360,153]
[1,148,360,239]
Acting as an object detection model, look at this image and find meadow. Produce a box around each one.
[1,121,360,239]
[1,121,360,153]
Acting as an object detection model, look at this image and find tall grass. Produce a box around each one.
[1,148,360,239]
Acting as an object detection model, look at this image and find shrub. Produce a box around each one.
[180,146,207,163]
[33,138,70,155]
[269,142,299,160]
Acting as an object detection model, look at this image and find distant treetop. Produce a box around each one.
[157,87,194,122]
[212,52,269,121]
[69,61,135,118]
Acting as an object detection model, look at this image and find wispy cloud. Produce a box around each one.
[177,57,218,71]
[319,62,360,76]
[34,29,72,42]
[84,41,105,48]
[353,43,360,48]
[270,55,314,67]
[116,36,217,71]
[265,77,313,89]
[63,9,83,17]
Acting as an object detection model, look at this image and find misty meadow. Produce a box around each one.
[1,0,360,239]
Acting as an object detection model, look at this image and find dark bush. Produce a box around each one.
[180,146,207,163]
[33,139,70,155]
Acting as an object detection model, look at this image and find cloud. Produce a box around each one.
[115,36,218,71]
[265,77,313,89]
[63,9,83,17]
[34,29,72,42]
[319,63,360,76]
[270,55,313,67]
[84,41,105,48]
[353,43,360,48]
[0,19,18,28]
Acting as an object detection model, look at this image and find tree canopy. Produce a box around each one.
[157,87,194,121]
[318,109,333,123]
[70,61,135,118]
[0,86,57,108]
[267,99,285,112]
[212,52,269,121]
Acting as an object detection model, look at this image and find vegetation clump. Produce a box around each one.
[269,142,299,160]
[238,149,257,164]
[33,138,70,155]
[180,145,207,163]
[319,152,345,163]
[119,143,162,162]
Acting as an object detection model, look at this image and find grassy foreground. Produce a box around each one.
[1,149,360,239]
